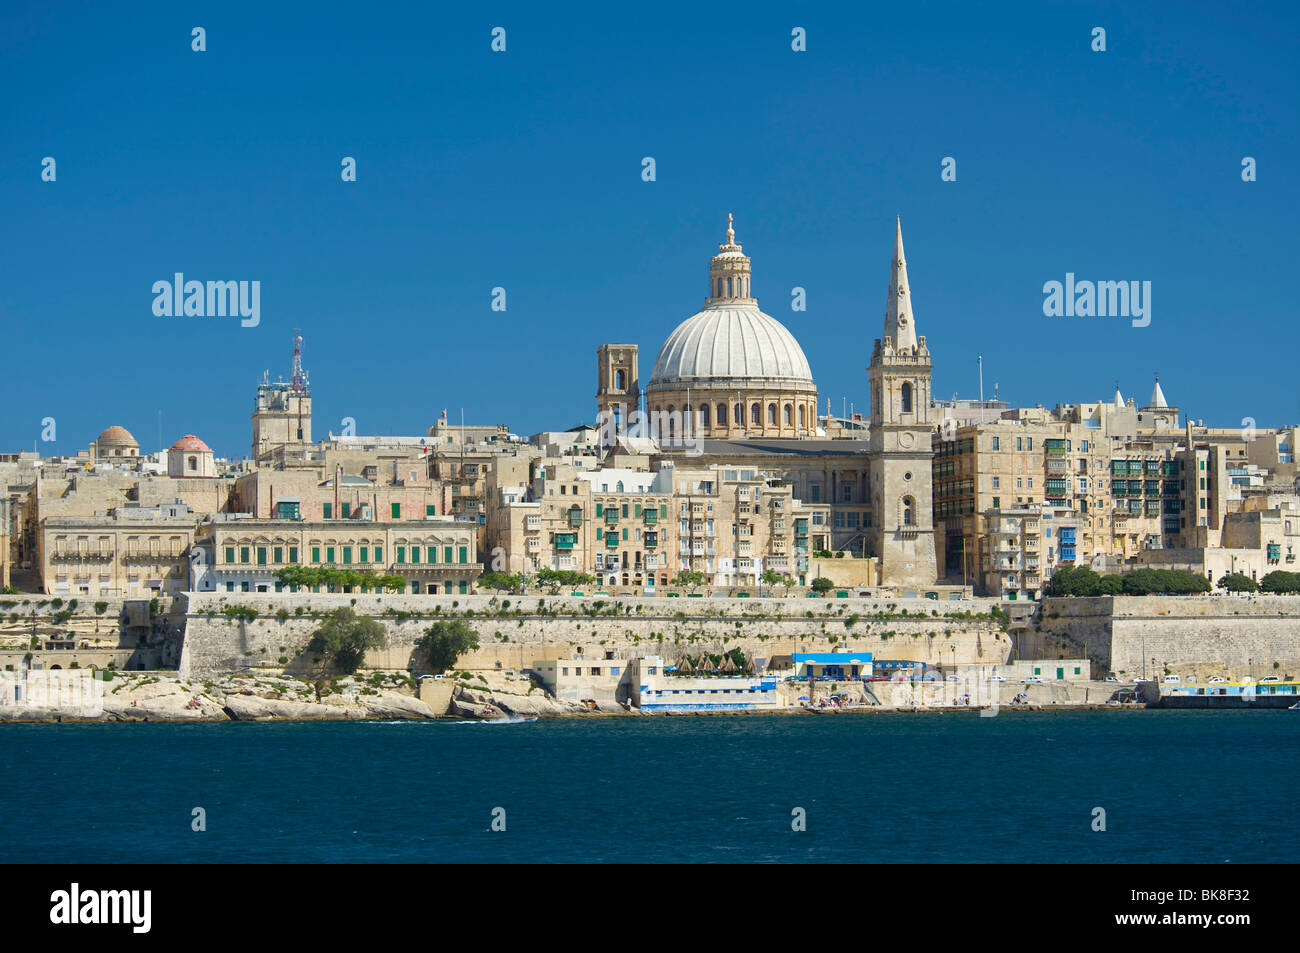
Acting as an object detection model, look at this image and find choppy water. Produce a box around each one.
[4,710,1295,863]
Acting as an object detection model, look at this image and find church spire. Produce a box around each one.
[1148,372,1168,409]
[707,212,754,305]
[884,217,918,350]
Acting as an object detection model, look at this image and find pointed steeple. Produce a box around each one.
[707,212,754,305]
[1114,381,1125,409]
[884,217,918,350]
[1148,373,1168,409]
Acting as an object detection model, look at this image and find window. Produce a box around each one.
[311,546,321,563]
[768,404,777,425]
[993,497,1001,508]
[1016,438,1022,451]
[411,546,421,563]
[784,404,793,425]
[374,546,382,563]
[445,546,453,564]
[359,546,368,563]
[901,382,913,414]
[224,547,235,563]
[429,545,438,563]
[752,403,761,425]
[342,546,352,565]
[798,405,806,429]
[717,403,727,426]
[323,503,332,519]
[459,546,468,563]
[341,502,351,518]
[240,547,250,564]
[326,547,335,564]
[273,546,283,564]
[289,546,298,563]
[992,436,999,450]
[992,477,1000,489]
[842,485,853,502]
[396,546,406,564]
[257,547,267,565]
[902,497,915,526]
[700,404,710,427]
[390,503,400,519]
[1027,438,1033,451]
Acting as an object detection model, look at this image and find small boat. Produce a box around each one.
[1289,702,1300,711]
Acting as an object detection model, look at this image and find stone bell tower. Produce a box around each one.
[596,343,640,431]
[868,218,938,587]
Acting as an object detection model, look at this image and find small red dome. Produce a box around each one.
[170,434,211,452]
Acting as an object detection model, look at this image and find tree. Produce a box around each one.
[1261,570,1300,594]
[480,571,523,593]
[535,569,595,593]
[419,619,480,675]
[1217,572,1258,593]
[303,607,388,697]
[670,570,706,593]
[810,576,834,594]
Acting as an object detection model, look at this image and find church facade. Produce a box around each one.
[597,216,941,588]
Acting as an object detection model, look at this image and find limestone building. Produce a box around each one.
[193,516,479,595]
[167,435,216,479]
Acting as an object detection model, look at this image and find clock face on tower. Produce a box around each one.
[898,432,915,449]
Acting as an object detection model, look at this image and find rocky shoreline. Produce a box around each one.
[0,670,1147,724]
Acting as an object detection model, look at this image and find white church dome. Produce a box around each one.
[648,305,814,387]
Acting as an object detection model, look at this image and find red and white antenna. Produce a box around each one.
[291,330,308,394]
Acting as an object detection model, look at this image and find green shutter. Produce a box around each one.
[326,547,335,564]
[273,547,283,564]
[374,546,382,563]
[289,547,298,563]
[596,503,603,517]
[257,547,267,565]
[459,581,467,594]
[311,546,321,564]
[342,546,352,565]
[660,505,667,518]
[323,503,332,519]
[429,545,438,564]
[392,503,400,519]
[411,546,421,563]
[341,502,351,518]
[224,547,235,564]
[444,546,453,564]
[240,547,250,564]
[396,546,405,564]
[426,504,435,516]
[459,546,467,564]
[635,504,642,517]
[360,546,368,563]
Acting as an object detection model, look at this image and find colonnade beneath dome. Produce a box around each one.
[644,388,819,440]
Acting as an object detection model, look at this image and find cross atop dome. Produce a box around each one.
[708,212,754,304]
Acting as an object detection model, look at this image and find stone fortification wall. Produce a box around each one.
[177,592,1011,681]
[1037,595,1300,680]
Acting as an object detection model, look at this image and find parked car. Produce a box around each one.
[945,674,960,682]
[1103,676,1120,683]
[1207,676,1227,684]
[1260,675,1281,683]
[1022,676,1043,684]
[987,674,1007,682]
[1162,675,1181,684]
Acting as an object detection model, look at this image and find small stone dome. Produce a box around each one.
[96,425,138,448]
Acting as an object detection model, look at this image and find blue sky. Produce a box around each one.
[1,0,1296,459]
